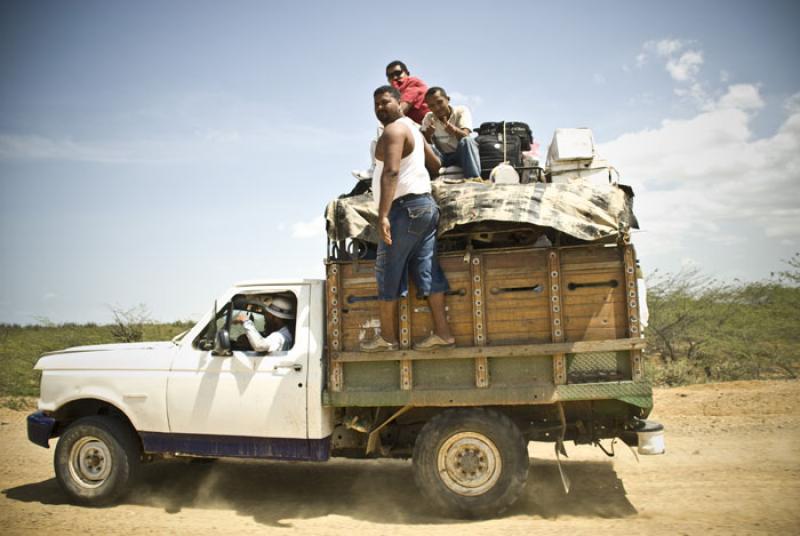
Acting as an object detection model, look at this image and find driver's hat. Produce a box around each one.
[266,295,296,320]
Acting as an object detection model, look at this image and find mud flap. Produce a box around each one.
[555,402,570,494]
[554,440,571,494]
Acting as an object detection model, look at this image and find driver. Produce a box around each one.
[232,295,296,353]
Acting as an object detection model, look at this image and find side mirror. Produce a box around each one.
[212,329,232,356]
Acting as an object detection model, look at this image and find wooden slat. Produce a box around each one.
[560,246,620,264]
[564,311,628,330]
[482,252,548,269]
[564,327,627,341]
[487,318,552,334]
[332,337,646,362]
[559,301,625,318]
[562,292,625,305]
[562,272,625,284]
[485,308,553,321]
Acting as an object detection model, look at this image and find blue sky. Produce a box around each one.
[1,0,799,324]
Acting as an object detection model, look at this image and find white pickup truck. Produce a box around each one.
[28,243,664,518]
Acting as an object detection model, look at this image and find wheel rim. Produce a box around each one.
[68,435,112,489]
[437,432,502,496]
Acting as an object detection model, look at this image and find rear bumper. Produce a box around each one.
[27,411,57,448]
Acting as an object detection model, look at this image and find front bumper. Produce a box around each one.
[27,411,57,448]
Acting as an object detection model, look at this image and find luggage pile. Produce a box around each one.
[475,121,541,183]
[327,125,636,260]
[546,128,616,185]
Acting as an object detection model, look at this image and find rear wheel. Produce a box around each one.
[412,408,528,518]
[54,416,141,506]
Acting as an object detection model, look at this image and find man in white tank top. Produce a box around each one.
[360,86,455,352]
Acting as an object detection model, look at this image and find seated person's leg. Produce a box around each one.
[455,137,482,179]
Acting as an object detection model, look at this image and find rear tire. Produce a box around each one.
[54,416,141,506]
[412,408,528,518]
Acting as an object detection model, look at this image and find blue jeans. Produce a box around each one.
[375,194,450,301]
[435,137,481,179]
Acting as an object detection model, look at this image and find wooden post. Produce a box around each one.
[471,255,489,388]
[327,264,343,392]
[623,246,643,381]
[548,249,567,385]
[399,297,412,390]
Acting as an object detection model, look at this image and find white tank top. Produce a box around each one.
[372,116,431,207]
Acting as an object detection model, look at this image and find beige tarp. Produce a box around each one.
[325,179,637,244]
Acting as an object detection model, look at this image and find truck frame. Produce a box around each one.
[27,241,663,518]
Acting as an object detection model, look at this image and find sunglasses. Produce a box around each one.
[386,69,405,78]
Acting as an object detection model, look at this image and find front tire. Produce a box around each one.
[412,408,528,518]
[54,416,141,506]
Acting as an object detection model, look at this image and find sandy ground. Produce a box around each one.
[1,380,799,535]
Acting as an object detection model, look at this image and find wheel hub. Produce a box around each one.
[437,432,502,496]
[69,436,112,488]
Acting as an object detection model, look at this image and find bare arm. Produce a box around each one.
[424,138,441,179]
[377,122,406,245]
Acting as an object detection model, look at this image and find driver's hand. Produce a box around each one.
[233,312,248,324]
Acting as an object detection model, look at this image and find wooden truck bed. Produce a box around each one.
[323,244,650,409]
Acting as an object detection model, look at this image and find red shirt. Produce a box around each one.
[392,76,430,124]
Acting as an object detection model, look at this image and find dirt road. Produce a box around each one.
[2,380,799,535]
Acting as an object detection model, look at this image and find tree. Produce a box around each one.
[108,304,152,343]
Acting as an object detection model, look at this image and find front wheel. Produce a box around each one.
[54,416,141,506]
[412,408,529,518]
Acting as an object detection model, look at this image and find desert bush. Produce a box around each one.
[0,320,193,399]
[644,254,800,385]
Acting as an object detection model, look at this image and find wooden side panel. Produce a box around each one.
[409,255,473,347]
[560,246,627,342]
[483,248,551,346]
[326,244,642,399]
[336,262,380,353]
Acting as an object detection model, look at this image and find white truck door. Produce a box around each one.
[166,285,310,439]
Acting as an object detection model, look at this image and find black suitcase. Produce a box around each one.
[477,134,522,180]
[476,121,533,151]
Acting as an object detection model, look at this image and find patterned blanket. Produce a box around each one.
[325,179,637,244]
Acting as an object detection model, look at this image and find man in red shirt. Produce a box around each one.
[385,60,430,124]
[353,61,431,181]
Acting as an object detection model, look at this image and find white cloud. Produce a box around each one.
[449,92,483,109]
[715,84,764,111]
[592,73,607,85]
[653,39,687,57]
[635,39,706,100]
[600,83,800,261]
[291,215,326,239]
[785,92,800,113]
[674,82,710,107]
[666,50,704,82]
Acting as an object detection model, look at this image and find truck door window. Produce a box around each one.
[194,292,298,352]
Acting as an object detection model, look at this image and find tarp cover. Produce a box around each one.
[325,180,637,244]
